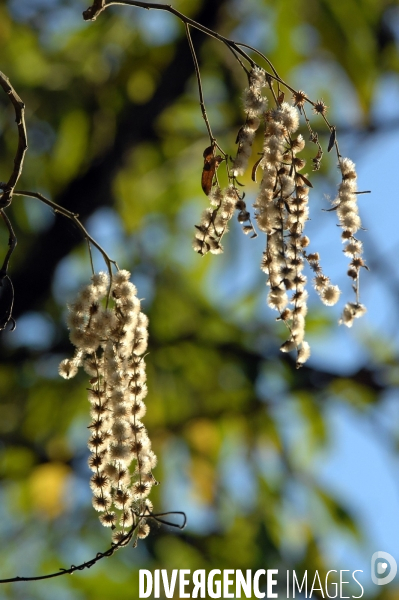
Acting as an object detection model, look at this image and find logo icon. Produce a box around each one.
[371,551,397,586]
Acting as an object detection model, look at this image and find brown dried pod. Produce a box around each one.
[277,92,285,104]
[327,127,336,153]
[201,145,223,196]
[297,173,313,188]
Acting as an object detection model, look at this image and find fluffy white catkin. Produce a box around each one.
[59,270,156,543]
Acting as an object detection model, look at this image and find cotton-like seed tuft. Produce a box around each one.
[339,303,367,328]
[113,270,131,284]
[268,287,288,311]
[343,240,362,256]
[100,512,116,528]
[320,285,341,306]
[296,342,311,367]
[313,275,329,291]
[58,359,78,379]
[137,522,150,539]
[92,494,112,512]
[280,340,296,353]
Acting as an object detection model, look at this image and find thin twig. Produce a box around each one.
[184,23,214,144]
[300,104,325,170]
[224,44,250,75]
[82,0,353,172]
[82,1,331,122]
[0,511,186,584]
[8,189,119,279]
[83,0,256,68]
[0,529,136,584]
[235,42,283,97]
[0,209,17,276]
[184,23,227,165]
[0,72,28,208]
[87,239,95,275]
[0,210,17,331]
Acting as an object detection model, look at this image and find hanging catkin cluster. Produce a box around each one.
[254,101,314,367]
[192,67,367,368]
[192,68,266,255]
[335,158,367,327]
[59,270,156,543]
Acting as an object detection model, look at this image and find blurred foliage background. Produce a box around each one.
[0,0,399,598]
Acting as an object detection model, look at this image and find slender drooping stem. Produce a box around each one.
[184,23,214,145]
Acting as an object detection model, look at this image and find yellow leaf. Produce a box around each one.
[29,462,71,519]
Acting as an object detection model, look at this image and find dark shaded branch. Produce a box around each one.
[0,210,16,330]
[0,529,136,584]
[0,511,186,584]
[0,72,27,208]
[0,209,16,276]
[0,72,25,330]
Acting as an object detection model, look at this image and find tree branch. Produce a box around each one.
[0,72,28,208]
[0,511,186,584]
[83,1,257,67]
[0,209,17,276]
[10,189,119,278]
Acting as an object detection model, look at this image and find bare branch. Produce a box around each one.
[9,189,119,279]
[81,1,339,126]
[0,511,186,584]
[0,209,17,277]
[0,72,28,208]
[83,0,256,68]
